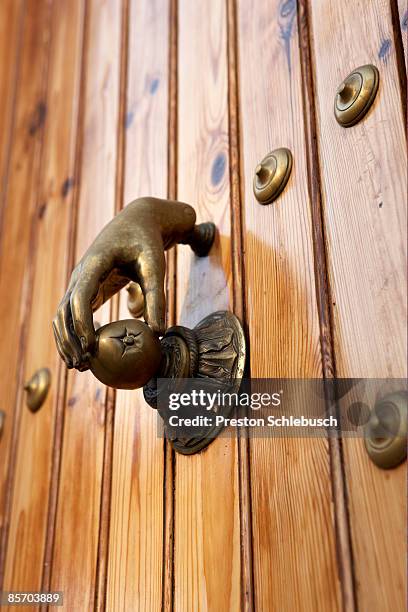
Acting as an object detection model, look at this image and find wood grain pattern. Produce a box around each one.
[0,2,405,610]
[397,0,407,68]
[2,0,84,596]
[297,2,356,607]
[309,0,407,609]
[0,0,23,230]
[175,1,241,609]
[310,3,406,378]
[237,0,342,609]
[49,2,122,609]
[106,1,169,609]
[0,0,53,586]
[94,0,128,606]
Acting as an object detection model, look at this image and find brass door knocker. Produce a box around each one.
[53,197,246,454]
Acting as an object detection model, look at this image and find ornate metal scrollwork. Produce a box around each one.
[144,311,246,454]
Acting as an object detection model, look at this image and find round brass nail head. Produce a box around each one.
[364,391,407,469]
[334,64,379,127]
[24,367,51,413]
[253,148,293,205]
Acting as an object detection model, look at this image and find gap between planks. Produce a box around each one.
[166,0,254,609]
[226,0,254,610]
[0,0,54,590]
[162,0,178,609]
[0,0,25,253]
[41,0,87,597]
[390,0,408,126]
[297,2,357,611]
[94,0,130,609]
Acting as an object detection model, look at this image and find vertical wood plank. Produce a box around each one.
[105,1,169,609]
[2,0,84,594]
[297,2,356,607]
[175,1,241,609]
[49,2,122,608]
[309,1,407,609]
[0,0,52,585]
[94,0,128,606]
[0,0,24,228]
[397,0,407,68]
[237,0,342,609]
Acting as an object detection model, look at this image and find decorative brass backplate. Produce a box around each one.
[24,368,51,413]
[144,311,246,454]
[253,148,293,205]
[85,311,246,454]
[364,391,407,469]
[334,64,379,127]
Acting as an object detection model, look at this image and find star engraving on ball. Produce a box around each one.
[118,329,143,357]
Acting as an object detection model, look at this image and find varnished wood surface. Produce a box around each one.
[0,0,53,587]
[310,0,406,378]
[0,1,405,610]
[174,1,241,610]
[237,0,342,610]
[397,0,407,69]
[226,0,254,607]
[0,0,23,229]
[2,0,84,599]
[310,0,407,609]
[297,1,356,606]
[49,1,122,609]
[106,1,169,610]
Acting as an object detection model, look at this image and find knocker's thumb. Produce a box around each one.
[138,249,166,335]
[144,285,166,335]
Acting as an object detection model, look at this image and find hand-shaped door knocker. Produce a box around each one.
[53,197,246,454]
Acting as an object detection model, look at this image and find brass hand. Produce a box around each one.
[52,197,215,370]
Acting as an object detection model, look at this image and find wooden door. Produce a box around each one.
[0,1,406,610]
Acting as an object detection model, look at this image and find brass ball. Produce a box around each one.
[89,319,162,390]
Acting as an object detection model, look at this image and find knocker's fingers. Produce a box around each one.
[56,295,83,366]
[69,260,107,356]
[137,248,166,335]
[52,320,72,368]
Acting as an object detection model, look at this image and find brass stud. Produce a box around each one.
[334,64,379,127]
[24,367,51,413]
[364,391,407,469]
[253,148,293,205]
